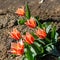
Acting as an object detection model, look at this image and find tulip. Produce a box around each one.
[22,32,34,44]
[25,17,36,28]
[11,40,24,55]
[10,28,21,40]
[36,28,47,39]
[15,6,25,16]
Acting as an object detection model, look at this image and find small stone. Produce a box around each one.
[39,0,44,4]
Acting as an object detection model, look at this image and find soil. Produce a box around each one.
[0,0,60,60]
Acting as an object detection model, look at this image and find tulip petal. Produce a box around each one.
[15,7,25,16]
[25,17,36,28]
[36,28,47,39]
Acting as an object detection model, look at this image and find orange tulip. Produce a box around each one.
[25,17,36,28]
[11,40,24,55]
[22,32,34,44]
[15,6,25,16]
[36,28,47,39]
[10,28,21,40]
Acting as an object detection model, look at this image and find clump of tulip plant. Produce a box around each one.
[9,3,60,60]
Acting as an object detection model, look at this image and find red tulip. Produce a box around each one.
[10,28,21,40]
[15,6,25,16]
[11,40,24,55]
[22,32,34,44]
[36,28,47,39]
[25,17,36,28]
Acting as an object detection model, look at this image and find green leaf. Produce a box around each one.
[34,42,41,47]
[25,3,31,19]
[36,39,45,45]
[46,25,51,33]
[45,44,54,53]
[51,26,56,39]
[55,32,58,43]
[18,19,26,25]
[37,22,42,28]
[42,22,51,29]
[31,44,40,54]
[51,26,57,43]
[36,19,42,28]
[35,17,42,28]
[25,45,34,60]
[31,42,44,54]
[30,46,37,57]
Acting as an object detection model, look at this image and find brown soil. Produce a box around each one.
[0,0,60,60]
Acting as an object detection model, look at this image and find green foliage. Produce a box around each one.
[18,19,26,25]
[35,17,42,28]
[51,26,56,39]
[36,39,45,46]
[17,11,59,60]
[55,33,58,43]
[25,45,34,60]
[22,23,59,60]
[46,24,51,33]
[45,43,54,53]
[25,3,31,19]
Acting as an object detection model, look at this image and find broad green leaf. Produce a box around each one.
[30,46,37,57]
[46,25,51,33]
[38,22,42,28]
[39,46,44,54]
[51,26,57,43]
[51,26,56,39]
[18,19,26,25]
[35,17,42,28]
[55,32,58,43]
[31,44,40,54]
[25,46,34,60]
[42,22,51,29]
[42,23,47,28]
[45,44,54,53]
[34,42,41,47]
[37,21,42,28]
[36,39,45,45]
[32,42,44,54]
[25,3,31,19]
